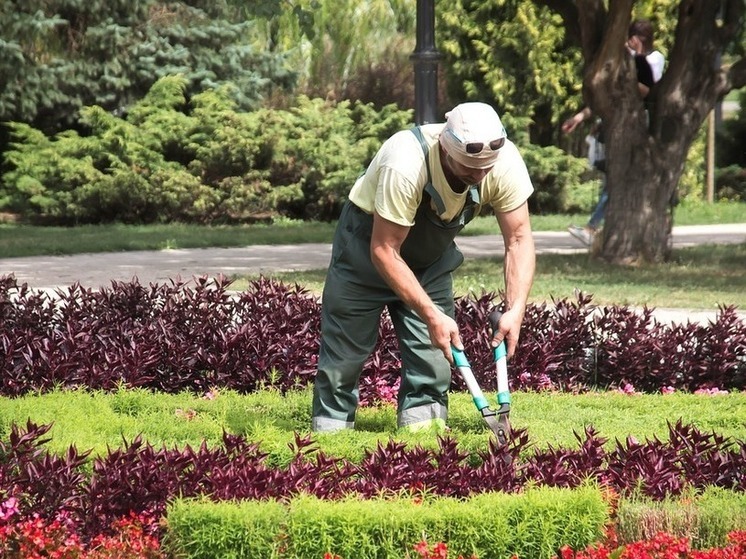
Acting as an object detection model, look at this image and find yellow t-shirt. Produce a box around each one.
[348,123,534,227]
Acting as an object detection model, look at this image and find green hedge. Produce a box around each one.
[164,498,287,559]
[616,487,746,550]
[1,76,412,224]
[165,486,608,559]
[2,76,595,225]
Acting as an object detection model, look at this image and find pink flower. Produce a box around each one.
[614,382,636,395]
[0,496,19,521]
[694,387,729,396]
[661,386,675,395]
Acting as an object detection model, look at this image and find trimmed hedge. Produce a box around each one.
[165,487,608,559]
[616,487,746,549]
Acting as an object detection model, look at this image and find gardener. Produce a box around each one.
[311,102,535,433]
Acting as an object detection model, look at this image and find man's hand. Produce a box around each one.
[489,306,524,359]
[426,308,462,363]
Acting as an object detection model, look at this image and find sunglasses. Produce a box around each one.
[465,137,506,154]
[446,128,506,154]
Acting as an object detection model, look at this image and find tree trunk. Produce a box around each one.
[601,138,684,264]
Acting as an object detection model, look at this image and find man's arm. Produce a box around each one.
[370,211,462,362]
[493,201,535,358]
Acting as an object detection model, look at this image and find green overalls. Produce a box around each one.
[311,127,481,431]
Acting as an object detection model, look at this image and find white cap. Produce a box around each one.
[440,102,507,169]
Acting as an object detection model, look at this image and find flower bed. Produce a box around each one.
[1,276,744,401]
[1,275,745,556]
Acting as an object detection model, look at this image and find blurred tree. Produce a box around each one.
[436,0,581,146]
[0,0,296,134]
[225,0,417,103]
[531,0,745,263]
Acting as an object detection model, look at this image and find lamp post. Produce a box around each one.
[411,0,440,125]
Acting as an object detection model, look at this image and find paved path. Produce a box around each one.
[2,223,745,324]
[2,223,745,291]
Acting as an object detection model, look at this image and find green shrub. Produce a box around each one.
[166,487,608,559]
[2,73,714,224]
[165,498,287,559]
[1,77,412,225]
[616,487,746,550]
[715,165,746,201]
[521,143,594,215]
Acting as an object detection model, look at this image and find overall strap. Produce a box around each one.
[468,183,480,206]
[410,126,432,185]
[457,184,481,226]
[410,127,447,214]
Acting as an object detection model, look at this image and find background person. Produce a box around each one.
[563,19,664,247]
[311,102,535,433]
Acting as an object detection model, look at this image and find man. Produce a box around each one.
[628,19,665,84]
[311,102,535,433]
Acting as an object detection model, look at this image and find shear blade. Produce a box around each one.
[482,411,510,446]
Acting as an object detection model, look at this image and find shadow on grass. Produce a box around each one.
[458,243,746,309]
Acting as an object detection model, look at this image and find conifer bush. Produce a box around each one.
[1,78,412,225]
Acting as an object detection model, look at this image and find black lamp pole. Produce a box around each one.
[411,0,440,125]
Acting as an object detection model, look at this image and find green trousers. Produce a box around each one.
[311,202,464,431]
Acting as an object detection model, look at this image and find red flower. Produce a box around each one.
[432,541,449,559]
[414,540,431,557]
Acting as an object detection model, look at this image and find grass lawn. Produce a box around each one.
[230,242,746,310]
[0,200,743,258]
[2,388,744,462]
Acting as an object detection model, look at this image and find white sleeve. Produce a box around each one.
[647,51,666,83]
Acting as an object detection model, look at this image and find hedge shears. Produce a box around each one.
[451,309,511,445]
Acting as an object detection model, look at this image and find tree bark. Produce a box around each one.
[535,0,745,264]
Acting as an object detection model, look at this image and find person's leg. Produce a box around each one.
[587,188,608,231]
[387,257,458,430]
[312,271,384,431]
[312,201,388,432]
[568,175,607,246]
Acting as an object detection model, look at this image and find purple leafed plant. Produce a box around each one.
[1,276,745,398]
[1,420,744,541]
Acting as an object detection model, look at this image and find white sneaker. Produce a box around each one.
[568,225,592,246]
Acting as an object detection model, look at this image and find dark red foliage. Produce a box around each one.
[0,420,90,523]
[2,419,744,542]
[509,293,597,392]
[0,275,322,397]
[1,276,745,398]
[522,426,608,488]
[592,304,746,393]
[605,420,746,499]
